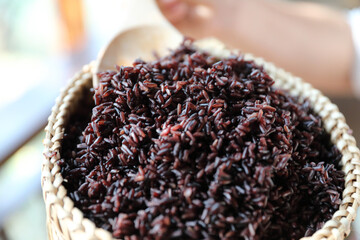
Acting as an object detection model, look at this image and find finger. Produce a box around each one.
[156,0,217,40]
[157,0,189,24]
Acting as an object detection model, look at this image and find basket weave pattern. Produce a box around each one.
[42,42,360,240]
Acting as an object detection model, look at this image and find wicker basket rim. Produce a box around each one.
[42,38,360,240]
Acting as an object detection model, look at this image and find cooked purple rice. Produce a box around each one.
[59,40,344,240]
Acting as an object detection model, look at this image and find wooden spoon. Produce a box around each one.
[93,0,183,87]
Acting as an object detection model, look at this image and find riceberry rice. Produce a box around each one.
[59,40,344,240]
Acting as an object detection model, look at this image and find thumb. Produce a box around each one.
[156,0,189,24]
[157,0,214,24]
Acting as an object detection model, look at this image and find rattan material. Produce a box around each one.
[42,40,360,240]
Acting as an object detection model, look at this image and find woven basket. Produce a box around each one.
[42,39,360,240]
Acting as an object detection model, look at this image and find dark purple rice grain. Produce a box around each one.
[59,40,344,240]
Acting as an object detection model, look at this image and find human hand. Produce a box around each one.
[156,0,243,46]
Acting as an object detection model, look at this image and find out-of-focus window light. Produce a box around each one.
[0,0,61,108]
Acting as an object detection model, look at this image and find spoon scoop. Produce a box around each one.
[93,0,183,87]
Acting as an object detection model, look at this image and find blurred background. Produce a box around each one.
[0,0,359,239]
